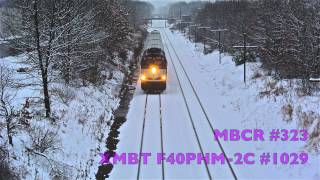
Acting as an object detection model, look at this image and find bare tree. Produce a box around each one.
[0,66,17,146]
[2,0,148,118]
[28,125,60,154]
[4,0,107,117]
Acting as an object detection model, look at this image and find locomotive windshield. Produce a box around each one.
[141,56,167,68]
[141,47,167,68]
[144,48,165,56]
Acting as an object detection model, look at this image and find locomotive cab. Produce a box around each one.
[140,48,167,92]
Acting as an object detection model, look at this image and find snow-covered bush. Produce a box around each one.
[27,123,60,154]
[51,86,76,105]
[252,71,262,79]
[281,104,293,122]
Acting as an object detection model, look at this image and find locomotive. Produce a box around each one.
[140,30,167,92]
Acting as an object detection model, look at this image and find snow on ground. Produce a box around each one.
[0,54,124,179]
[164,28,320,179]
[110,20,319,179]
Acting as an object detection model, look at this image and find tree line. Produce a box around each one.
[1,0,153,118]
[193,0,320,80]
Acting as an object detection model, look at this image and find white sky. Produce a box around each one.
[147,0,209,6]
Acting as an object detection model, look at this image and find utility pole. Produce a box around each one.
[210,29,228,64]
[189,24,200,47]
[198,27,210,52]
[179,7,182,32]
[219,31,221,62]
[234,33,258,84]
[243,33,247,83]
[203,28,206,52]
[195,26,197,44]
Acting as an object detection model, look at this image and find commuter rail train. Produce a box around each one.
[140,30,167,92]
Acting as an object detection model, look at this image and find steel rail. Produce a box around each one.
[137,95,149,179]
[161,29,213,180]
[162,29,238,180]
[159,95,165,180]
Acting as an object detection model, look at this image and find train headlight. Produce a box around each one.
[161,75,166,80]
[141,75,146,81]
[151,67,157,74]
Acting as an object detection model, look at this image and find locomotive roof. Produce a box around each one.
[144,30,164,51]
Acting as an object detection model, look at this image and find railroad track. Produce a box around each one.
[137,94,148,180]
[161,29,238,180]
[162,30,212,180]
[159,95,165,180]
[135,28,237,180]
[137,94,165,180]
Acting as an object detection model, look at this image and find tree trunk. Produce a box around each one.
[8,135,13,146]
[6,118,13,146]
[42,76,51,118]
[33,0,51,118]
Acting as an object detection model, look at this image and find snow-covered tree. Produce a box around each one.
[194,0,320,79]
[0,66,16,146]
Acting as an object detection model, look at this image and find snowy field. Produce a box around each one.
[109,21,320,179]
[0,54,124,179]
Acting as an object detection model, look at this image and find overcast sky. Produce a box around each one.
[147,0,207,6]
[147,0,180,5]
